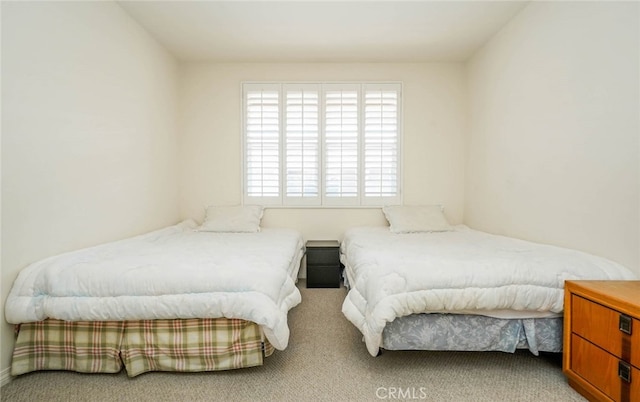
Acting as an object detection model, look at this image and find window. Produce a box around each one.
[243,82,401,207]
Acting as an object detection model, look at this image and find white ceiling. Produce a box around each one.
[118,1,529,62]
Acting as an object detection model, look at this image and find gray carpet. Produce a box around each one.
[1,280,585,401]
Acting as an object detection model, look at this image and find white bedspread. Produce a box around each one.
[5,220,305,351]
[340,226,637,356]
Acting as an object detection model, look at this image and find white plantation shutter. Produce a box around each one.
[244,84,281,205]
[284,85,320,205]
[363,84,401,205]
[242,82,401,207]
[323,85,360,206]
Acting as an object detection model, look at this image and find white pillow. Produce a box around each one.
[382,205,452,233]
[199,205,264,233]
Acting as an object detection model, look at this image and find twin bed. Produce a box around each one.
[5,206,305,377]
[5,205,637,377]
[340,205,637,356]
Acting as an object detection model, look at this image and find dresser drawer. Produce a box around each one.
[572,294,640,368]
[307,265,341,288]
[572,334,640,402]
[307,248,340,266]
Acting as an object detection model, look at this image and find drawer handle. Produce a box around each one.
[618,361,632,383]
[619,314,633,335]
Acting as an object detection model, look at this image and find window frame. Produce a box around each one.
[242,81,402,208]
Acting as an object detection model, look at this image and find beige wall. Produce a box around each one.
[466,2,640,275]
[178,63,468,245]
[1,2,180,375]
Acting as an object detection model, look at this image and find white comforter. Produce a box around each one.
[5,220,305,350]
[341,226,637,356]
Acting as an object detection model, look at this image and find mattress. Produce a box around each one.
[5,220,305,351]
[341,226,637,356]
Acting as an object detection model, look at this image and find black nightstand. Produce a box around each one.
[306,240,342,288]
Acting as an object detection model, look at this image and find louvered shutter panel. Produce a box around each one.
[244,84,281,204]
[284,85,321,205]
[243,82,401,207]
[363,84,401,205]
[323,85,360,206]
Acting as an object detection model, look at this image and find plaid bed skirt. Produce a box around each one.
[12,318,274,377]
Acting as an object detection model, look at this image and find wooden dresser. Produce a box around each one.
[564,280,640,402]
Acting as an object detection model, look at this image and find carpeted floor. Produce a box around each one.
[1,280,586,401]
